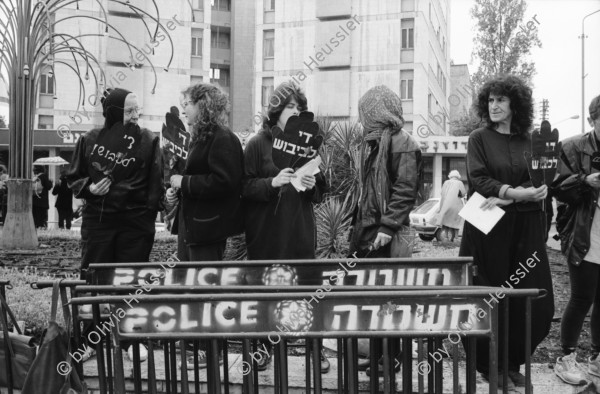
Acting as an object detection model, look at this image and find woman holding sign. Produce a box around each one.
[242,81,329,372]
[67,88,164,275]
[459,75,554,388]
[166,83,244,261]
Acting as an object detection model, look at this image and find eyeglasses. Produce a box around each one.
[124,106,143,116]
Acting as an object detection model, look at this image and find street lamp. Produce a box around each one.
[555,115,580,126]
[581,9,600,133]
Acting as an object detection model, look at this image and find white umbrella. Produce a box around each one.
[33,156,69,166]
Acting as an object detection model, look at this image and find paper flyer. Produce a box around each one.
[458,192,505,235]
[291,156,322,192]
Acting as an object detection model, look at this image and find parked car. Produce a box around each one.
[409,198,465,241]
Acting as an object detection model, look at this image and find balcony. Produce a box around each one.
[211,47,231,65]
[211,10,231,27]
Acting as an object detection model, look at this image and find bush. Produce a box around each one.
[0,266,58,339]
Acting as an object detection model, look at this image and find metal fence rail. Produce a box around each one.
[25,258,545,394]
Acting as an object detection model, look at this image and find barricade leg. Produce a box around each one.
[241,339,255,394]
[193,340,200,394]
[312,338,323,393]
[369,338,378,393]
[502,300,510,393]
[110,328,126,394]
[147,341,157,394]
[402,337,412,394]
[275,340,288,394]
[305,339,311,393]
[169,340,177,394]
[417,339,426,394]
[434,337,443,394]
[337,338,344,394]
[489,305,499,394]
[525,298,532,394]
[180,340,189,394]
[92,304,108,394]
[452,341,459,394]
[132,340,142,394]
[163,341,171,394]
[465,337,476,394]
[223,339,230,394]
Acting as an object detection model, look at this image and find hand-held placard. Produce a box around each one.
[524,120,560,188]
[271,112,324,170]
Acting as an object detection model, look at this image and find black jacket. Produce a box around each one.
[66,125,164,220]
[172,125,244,245]
[351,129,422,251]
[52,177,73,211]
[242,129,326,260]
[551,131,600,266]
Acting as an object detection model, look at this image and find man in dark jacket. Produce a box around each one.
[551,94,600,384]
[52,170,74,229]
[32,166,53,229]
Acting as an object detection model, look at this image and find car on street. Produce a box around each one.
[409,197,464,241]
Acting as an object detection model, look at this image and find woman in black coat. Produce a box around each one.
[459,75,554,388]
[167,83,243,261]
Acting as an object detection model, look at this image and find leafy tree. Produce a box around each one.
[450,110,483,136]
[470,0,541,90]
[0,116,6,129]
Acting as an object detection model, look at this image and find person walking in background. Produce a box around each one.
[349,85,422,258]
[459,75,554,389]
[32,165,52,229]
[551,94,600,385]
[52,168,74,229]
[242,81,329,373]
[436,170,466,242]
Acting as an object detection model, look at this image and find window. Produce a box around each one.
[401,19,414,49]
[211,30,230,49]
[262,78,274,107]
[40,74,54,95]
[210,67,229,87]
[265,0,275,11]
[400,70,414,100]
[193,0,203,10]
[263,30,274,59]
[191,34,202,57]
[212,0,230,11]
[38,115,53,130]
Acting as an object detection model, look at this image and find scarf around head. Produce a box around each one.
[358,85,405,217]
[102,88,131,129]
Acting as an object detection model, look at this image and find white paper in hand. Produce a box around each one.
[291,156,322,192]
[458,192,506,235]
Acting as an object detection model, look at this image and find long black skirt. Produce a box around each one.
[459,209,554,372]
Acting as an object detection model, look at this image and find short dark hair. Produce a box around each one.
[263,81,308,131]
[589,95,600,121]
[474,75,534,136]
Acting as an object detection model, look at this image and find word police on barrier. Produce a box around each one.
[87,258,474,287]
[100,293,492,338]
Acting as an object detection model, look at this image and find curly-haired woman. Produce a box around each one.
[459,75,554,388]
[167,83,243,261]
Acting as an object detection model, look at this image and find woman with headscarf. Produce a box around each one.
[436,170,466,242]
[66,87,164,274]
[350,85,422,258]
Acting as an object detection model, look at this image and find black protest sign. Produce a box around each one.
[161,112,190,161]
[524,120,560,187]
[88,123,142,184]
[271,112,323,170]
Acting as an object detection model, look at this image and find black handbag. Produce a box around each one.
[0,291,37,390]
[21,281,86,394]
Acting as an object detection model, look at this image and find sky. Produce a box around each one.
[450,0,600,140]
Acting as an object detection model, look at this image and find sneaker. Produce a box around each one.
[481,372,515,390]
[126,344,148,363]
[555,353,588,385]
[588,354,600,378]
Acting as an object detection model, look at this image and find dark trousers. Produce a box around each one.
[32,206,48,228]
[80,211,156,275]
[459,210,555,373]
[177,236,226,262]
[561,260,600,355]
[57,208,73,229]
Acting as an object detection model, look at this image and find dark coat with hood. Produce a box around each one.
[171,124,244,246]
[242,127,327,260]
[66,88,164,221]
[551,131,600,266]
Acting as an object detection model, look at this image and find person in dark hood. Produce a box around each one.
[66,87,164,274]
[32,165,53,229]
